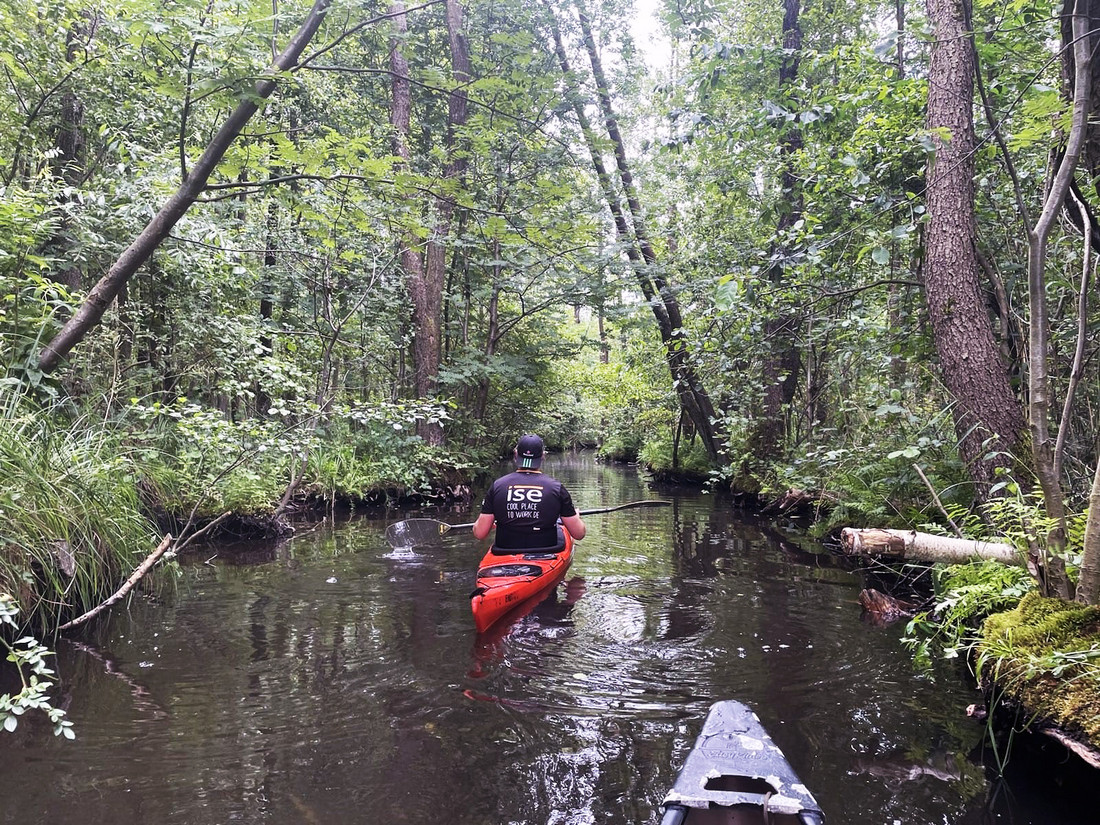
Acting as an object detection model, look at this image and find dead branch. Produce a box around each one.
[59,534,174,631]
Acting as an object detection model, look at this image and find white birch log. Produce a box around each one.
[840,528,1022,566]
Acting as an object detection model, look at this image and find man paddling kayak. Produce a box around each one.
[472,434,587,551]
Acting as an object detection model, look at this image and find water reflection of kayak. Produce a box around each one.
[469,528,574,633]
[466,575,586,682]
[660,700,825,825]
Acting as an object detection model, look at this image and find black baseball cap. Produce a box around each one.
[515,434,544,469]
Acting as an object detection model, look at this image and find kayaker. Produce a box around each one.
[472,434,587,551]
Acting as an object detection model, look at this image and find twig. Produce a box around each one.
[174,511,233,554]
[913,463,964,538]
[59,535,174,632]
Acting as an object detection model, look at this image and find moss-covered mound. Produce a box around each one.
[979,592,1100,745]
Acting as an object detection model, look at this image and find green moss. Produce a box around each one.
[978,593,1100,744]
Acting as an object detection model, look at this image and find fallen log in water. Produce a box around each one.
[841,528,1022,566]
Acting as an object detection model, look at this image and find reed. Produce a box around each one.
[0,403,159,631]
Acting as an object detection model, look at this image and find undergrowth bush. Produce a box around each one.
[638,430,712,479]
[715,387,970,529]
[596,433,641,463]
[129,396,461,513]
[128,398,305,516]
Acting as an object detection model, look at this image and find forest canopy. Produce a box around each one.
[6,0,1100,604]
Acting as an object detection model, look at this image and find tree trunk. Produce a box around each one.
[569,4,724,464]
[46,12,99,292]
[841,527,1021,566]
[256,198,278,415]
[741,0,803,472]
[1022,0,1094,598]
[37,0,334,373]
[888,0,908,386]
[389,0,468,446]
[1067,0,1100,202]
[389,1,434,397]
[923,0,1026,495]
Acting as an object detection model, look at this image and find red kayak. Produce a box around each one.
[470,528,574,633]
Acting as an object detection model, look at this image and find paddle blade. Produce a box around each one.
[384,519,451,548]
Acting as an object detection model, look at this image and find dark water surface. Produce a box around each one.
[1,455,1094,824]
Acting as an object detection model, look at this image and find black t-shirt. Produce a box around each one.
[480,470,578,549]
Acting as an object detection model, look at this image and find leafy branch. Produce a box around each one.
[0,594,74,739]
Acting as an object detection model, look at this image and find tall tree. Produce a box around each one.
[975,0,1093,597]
[740,0,804,478]
[388,0,469,444]
[564,2,724,464]
[37,0,335,373]
[922,0,1026,496]
[47,11,99,292]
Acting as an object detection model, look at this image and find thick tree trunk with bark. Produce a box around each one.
[742,0,803,471]
[37,0,333,373]
[923,0,1025,494]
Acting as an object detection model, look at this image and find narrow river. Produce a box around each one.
[0,454,1092,823]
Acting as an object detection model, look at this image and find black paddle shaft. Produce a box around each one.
[384,500,671,547]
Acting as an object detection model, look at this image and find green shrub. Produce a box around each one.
[902,561,1034,668]
[638,430,713,479]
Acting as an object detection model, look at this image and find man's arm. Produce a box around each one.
[561,513,586,540]
[472,513,495,541]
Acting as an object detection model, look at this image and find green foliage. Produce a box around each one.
[310,399,462,500]
[718,384,968,529]
[921,490,1089,577]
[129,397,457,514]
[638,429,713,479]
[0,184,67,397]
[128,398,309,516]
[902,561,1035,669]
[0,594,74,739]
[539,355,669,454]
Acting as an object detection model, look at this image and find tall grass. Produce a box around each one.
[0,404,158,632]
